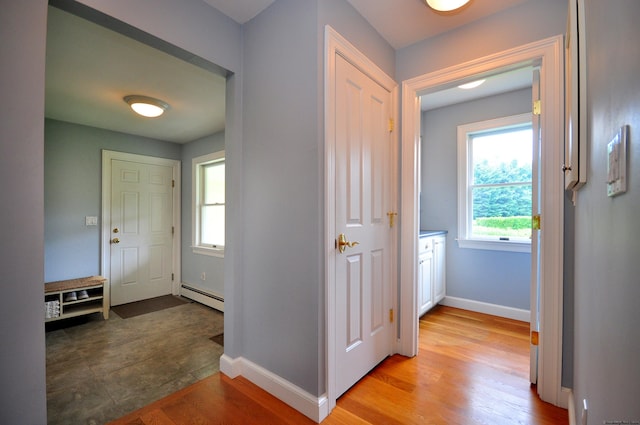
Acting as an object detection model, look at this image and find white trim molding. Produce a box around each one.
[441,296,530,322]
[566,388,576,425]
[220,355,329,423]
[401,35,566,408]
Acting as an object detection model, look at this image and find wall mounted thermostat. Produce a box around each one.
[607,125,629,197]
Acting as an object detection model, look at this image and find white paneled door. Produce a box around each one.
[109,158,174,306]
[334,54,394,397]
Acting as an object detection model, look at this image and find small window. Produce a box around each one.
[192,151,225,257]
[457,114,532,253]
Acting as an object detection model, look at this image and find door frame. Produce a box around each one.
[101,150,182,301]
[324,25,399,414]
[400,35,567,408]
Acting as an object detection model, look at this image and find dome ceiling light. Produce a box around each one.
[426,0,471,12]
[123,95,170,118]
[458,79,486,89]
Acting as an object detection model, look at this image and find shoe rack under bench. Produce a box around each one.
[45,275,109,322]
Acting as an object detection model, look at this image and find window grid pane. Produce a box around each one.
[203,162,225,205]
[201,205,225,247]
[194,155,225,252]
[468,125,532,241]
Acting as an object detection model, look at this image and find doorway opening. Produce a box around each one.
[400,36,567,408]
[44,2,230,422]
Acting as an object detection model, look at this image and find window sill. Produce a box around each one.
[192,246,225,258]
[457,238,531,253]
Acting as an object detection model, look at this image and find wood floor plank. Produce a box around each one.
[108,305,568,425]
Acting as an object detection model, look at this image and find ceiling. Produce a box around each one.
[45,0,531,144]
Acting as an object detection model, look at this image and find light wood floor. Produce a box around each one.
[108,305,568,424]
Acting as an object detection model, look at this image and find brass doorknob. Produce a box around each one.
[337,233,359,253]
[111,237,120,244]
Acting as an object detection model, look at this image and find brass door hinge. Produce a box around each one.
[172,179,175,188]
[532,215,541,230]
[389,309,394,323]
[171,273,175,281]
[533,100,541,115]
[172,226,175,235]
[388,118,394,133]
[386,211,398,228]
[531,330,539,346]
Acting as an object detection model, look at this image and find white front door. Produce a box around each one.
[109,158,174,305]
[334,53,394,397]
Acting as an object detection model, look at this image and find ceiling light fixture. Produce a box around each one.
[426,0,470,12]
[458,79,485,89]
[123,95,170,118]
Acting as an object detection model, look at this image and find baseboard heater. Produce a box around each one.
[181,283,224,313]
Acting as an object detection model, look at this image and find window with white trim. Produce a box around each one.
[457,114,532,253]
[192,151,225,257]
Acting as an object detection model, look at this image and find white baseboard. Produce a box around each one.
[441,296,530,322]
[180,283,224,312]
[566,388,576,425]
[220,354,329,423]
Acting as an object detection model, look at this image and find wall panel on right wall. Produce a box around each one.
[572,0,640,422]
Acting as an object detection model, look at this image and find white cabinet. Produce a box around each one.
[418,248,433,315]
[433,236,446,303]
[418,233,446,317]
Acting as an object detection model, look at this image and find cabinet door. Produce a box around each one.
[433,236,446,303]
[418,251,433,316]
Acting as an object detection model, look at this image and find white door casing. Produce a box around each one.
[400,36,566,408]
[325,26,398,413]
[101,150,181,306]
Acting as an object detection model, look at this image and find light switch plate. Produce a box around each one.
[607,125,629,197]
[85,216,98,226]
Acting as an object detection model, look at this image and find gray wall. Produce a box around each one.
[421,88,532,310]
[44,119,181,282]
[181,132,225,295]
[571,0,640,421]
[241,0,321,396]
[0,1,48,423]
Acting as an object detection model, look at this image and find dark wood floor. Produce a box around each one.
[108,305,568,424]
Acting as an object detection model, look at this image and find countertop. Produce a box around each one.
[419,230,448,238]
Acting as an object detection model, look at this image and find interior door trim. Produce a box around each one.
[101,150,182,300]
[400,35,566,408]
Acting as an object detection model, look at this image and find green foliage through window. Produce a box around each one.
[469,125,532,240]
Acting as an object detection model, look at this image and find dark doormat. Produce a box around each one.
[210,333,224,346]
[111,295,189,319]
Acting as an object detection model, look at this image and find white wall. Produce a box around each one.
[421,88,532,310]
[0,1,48,423]
[572,0,640,421]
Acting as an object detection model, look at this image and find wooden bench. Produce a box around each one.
[45,276,109,321]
